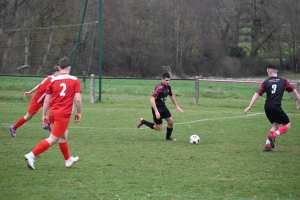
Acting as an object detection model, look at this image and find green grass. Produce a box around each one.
[1,76,300,199]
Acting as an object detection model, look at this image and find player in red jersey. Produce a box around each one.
[244,64,300,151]
[9,66,60,137]
[24,57,82,170]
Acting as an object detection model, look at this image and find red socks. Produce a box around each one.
[272,125,288,138]
[32,140,50,156]
[265,125,288,147]
[13,117,26,130]
[31,141,70,160]
[277,125,288,135]
[265,143,271,148]
[59,142,70,160]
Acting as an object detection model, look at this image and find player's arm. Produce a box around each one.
[150,96,160,119]
[170,94,184,113]
[24,84,40,97]
[42,94,51,125]
[292,89,300,109]
[244,93,260,114]
[285,79,300,109]
[74,93,82,123]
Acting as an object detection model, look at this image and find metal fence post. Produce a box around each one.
[195,76,199,106]
[297,82,300,108]
[82,71,86,90]
[90,74,95,103]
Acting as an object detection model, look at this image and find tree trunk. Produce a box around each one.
[37,5,55,74]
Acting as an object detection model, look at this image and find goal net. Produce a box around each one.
[0,18,99,76]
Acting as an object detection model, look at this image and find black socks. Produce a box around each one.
[166,127,173,139]
[143,120,155,129]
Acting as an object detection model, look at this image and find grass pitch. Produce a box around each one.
[0,76,300,199]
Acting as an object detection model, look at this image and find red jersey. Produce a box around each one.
[32,75,56,103]
[46,74,82,118]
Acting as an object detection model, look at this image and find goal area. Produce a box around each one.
[0,3,100,77]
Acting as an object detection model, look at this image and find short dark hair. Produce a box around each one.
[267,64,277,70]
[58,57,71,69]
[162,73,170,79]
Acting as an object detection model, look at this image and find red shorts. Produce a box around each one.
[49,115,71,137]
[27,98,43,114]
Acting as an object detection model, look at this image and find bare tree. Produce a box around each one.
[248,0,284,57]
[280,0,300,72]
[0,0,26,73]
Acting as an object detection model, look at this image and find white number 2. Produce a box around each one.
[60,83,66,96]
[271,84,277,94]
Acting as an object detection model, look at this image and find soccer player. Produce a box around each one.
[244,64,300,151]
[9,66,60,137]
[137,73,184,141]
[24,57,82,170]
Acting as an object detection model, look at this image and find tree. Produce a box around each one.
[280,0,300,72]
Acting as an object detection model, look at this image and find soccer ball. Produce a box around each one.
[189,134,200,144]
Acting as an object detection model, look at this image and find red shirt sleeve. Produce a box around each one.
[284,79,294,93]
[256,82,265,96]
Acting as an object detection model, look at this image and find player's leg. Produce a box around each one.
[161,107,175,141]
[270,106,290,145]
[264,104,290,151]
[59,130,79,168]
[267,122,279,149]
[10,113,34,134]
[58,129,70,160]
[270,123,280,132]
[165,117,176,141]
[273,122,290,138]
[267,121,290,150]
[263,104,274,151]
[24,134,60,170]
[54,117,78,167]
[10,99,41,137]
[137,118,146,128]
[137,107,162,130]
[24,116,66,169]
[138,118,163,130]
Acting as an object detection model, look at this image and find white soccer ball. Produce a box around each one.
[189,134,200,144]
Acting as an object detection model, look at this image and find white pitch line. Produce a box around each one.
[0,112,265,130]
[137,112,263,129]
[175,112,263,125]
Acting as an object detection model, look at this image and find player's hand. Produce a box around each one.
[176,106,184,113]
[155,111,160,120]
[24,92,31,97]
[244,107,250,114]
[42,116,50,125]
[74,113,81,123]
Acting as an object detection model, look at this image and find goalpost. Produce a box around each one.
[2,21,100,76]
[1,0,103,101]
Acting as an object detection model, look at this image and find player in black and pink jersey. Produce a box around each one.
[244,64,300,151]
[137,73,184,141]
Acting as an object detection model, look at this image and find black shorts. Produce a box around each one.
[151,105,171,125]
[264,103,289,125]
